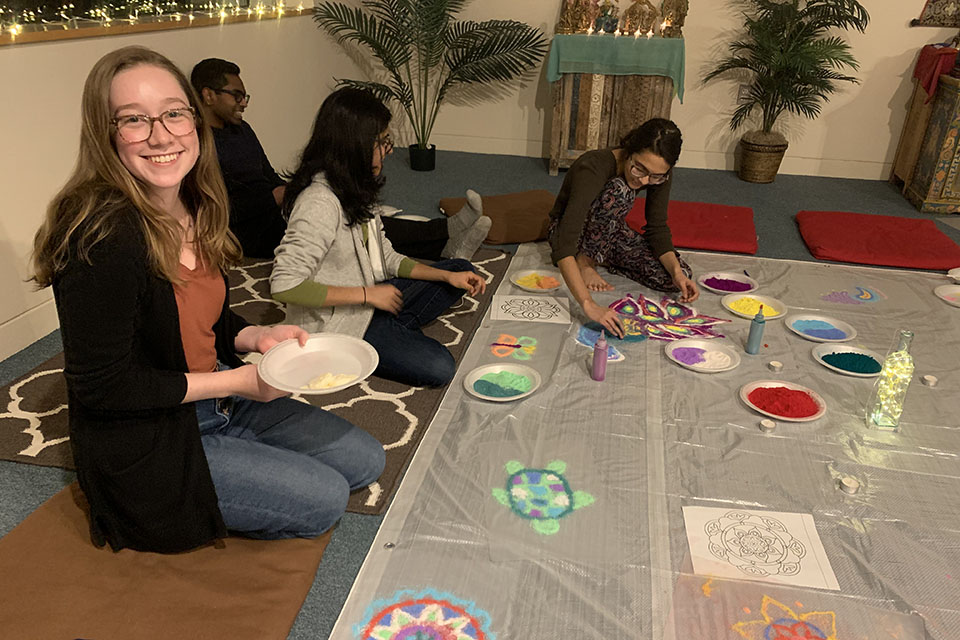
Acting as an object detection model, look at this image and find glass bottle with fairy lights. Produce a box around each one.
[867,330,915,431]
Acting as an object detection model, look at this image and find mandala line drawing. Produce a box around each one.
[609,293,728,341]
[490,334,537,360]
[492,460,595,536]
[705,511,806,577]
[356,588,495,640]
[499,297,561,320]
[732,595,836,640]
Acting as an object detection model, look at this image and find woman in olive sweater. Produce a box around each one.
[547,118,699,338]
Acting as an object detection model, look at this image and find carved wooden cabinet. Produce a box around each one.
[899,74,960,213]
[549,73,674,175]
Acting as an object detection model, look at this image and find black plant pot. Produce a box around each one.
[409,144,436,172]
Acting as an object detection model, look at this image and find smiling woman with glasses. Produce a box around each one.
[30,46,384,554]
[546,118,699,338]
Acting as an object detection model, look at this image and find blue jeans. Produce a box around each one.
[363,258,474,388]
[196,394,385,539]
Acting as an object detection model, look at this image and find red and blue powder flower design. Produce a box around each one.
[358,590,495,640]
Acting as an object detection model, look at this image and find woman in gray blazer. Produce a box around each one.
[271,88,486,387]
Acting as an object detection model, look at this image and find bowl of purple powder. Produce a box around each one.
[812,344,882,378]
[697,271,759,295]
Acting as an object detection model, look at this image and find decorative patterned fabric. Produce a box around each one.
[916,0,960,27]
[609,293,727,341]
[578,177,691,291]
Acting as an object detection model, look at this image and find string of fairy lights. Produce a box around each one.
[0,0,305,36]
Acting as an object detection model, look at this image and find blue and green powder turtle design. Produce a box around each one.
[491,460,595,535]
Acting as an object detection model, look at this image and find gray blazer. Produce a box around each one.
[269,175,408,337]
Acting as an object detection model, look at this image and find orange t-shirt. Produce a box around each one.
[173,261,225,373]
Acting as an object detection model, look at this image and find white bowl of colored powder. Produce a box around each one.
[721,294,787,320]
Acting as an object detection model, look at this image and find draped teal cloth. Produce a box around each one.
[546,34,685,102]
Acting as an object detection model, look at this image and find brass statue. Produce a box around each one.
[622,0,659,35]
[556,0,596,35]
[659,0,688,38]
[594,0,620,33]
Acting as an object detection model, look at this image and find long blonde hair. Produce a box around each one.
[32,46,241,288]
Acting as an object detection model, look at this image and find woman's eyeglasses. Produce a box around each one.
[376,133,394,155]
[111,107,197,143]
[629,157,670,185]
[212,88,250,104]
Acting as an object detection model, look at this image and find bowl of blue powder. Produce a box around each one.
[786,314,857,343]
[464,363,542,402]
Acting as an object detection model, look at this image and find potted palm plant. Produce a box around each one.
[704,0,869,183]
[315,0,548,171]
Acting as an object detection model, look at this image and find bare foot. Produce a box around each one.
[581,265,613,292]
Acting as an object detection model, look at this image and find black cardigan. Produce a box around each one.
[53,207,249,553]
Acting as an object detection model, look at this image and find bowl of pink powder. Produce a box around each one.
[697,271,759,295]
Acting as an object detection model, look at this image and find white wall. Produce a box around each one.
[0,1,955,358]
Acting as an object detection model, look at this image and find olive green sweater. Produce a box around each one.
[547,149,675,265]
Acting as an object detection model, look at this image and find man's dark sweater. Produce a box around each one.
[212,121,287,258]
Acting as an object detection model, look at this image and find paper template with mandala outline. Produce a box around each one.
[490,295,571,325]
[682,506,839,591]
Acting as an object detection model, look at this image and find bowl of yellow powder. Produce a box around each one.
[510,269,563,293]
[258,333,379,394]
[721,294,787,320]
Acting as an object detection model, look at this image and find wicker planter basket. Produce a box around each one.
[738,131,789,183]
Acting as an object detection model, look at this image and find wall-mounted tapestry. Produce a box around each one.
[914,0,960,27]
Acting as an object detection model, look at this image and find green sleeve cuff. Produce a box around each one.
[398,257,417,279]
[272,280,329,307]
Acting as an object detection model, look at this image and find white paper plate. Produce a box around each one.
[697,271,759,295]
[947,267,960,283]
[811,344,883,378]
[785,314,857,343]
[934,284,960,308]
[721,293,787,320]
[257,333,378,394]
[391,213,431,222]
[739,380,827,422]
[509,268,563,293]
[463,363,542,402]
[664,338,741,374]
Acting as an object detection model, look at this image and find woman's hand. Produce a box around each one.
[584,299,624,339]
[446,270,486,296]
[366,284,403,314]
[580,264,614,292]
[234,363,290,402]
[254,324,308,354]
[672,272,699,303]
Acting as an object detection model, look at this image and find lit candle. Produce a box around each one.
[586,25,594,35]
[634,27,641,38]
[646,28,653,38]
[614,28,621,37]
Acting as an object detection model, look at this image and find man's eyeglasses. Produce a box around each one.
[111,107,197,143]
[376,133,394,154]
[212,88,250,104]
[629,157,670,185]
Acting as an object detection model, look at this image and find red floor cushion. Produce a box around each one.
[796,210,960,270]
[626,200,758,255]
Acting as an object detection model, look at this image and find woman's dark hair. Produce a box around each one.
[619,118,682,166]
[283,88,392,225]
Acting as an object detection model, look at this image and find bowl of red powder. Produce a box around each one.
[697,271,759,295]
[739,380,826,422]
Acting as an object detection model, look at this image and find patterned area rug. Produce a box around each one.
[0,249,509,515]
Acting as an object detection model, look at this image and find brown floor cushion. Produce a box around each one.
[439,189,556,244]
[0,483,330,640]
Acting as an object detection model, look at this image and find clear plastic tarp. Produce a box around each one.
[330,243,958,639]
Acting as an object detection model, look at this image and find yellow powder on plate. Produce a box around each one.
[516,273,560,289]
[728,296,778,317]
[303,372,358,390]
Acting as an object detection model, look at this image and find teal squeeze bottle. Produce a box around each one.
[745,305,765,355]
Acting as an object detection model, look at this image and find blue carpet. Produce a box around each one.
[2,149,958,639]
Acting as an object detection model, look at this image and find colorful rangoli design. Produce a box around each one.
[491,460,595,535]
[575,326,625,361]
[357,589,495,640]
[705,511,806,577]
[732,595,836,640]
[489,334,537,360]
[820,286,886,306]
[608,293,727,341]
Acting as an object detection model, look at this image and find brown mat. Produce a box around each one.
[439,190,555,244]
[0,249,509,515]
[0,483,329,640]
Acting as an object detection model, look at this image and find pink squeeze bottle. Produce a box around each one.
[592,330,607,381]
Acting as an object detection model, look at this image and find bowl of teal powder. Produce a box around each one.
[786,314,857,343]
[812,344,883,378]
[464,363,542,402]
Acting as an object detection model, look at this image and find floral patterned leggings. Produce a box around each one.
[577,177,691,292]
